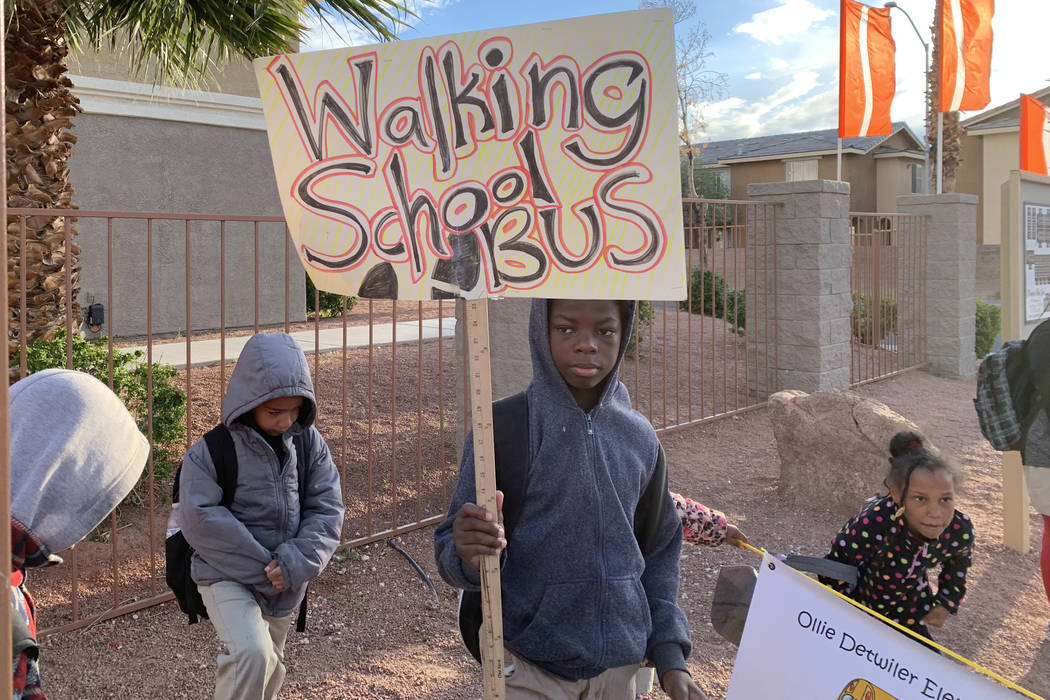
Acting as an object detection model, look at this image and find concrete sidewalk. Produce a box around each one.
[124,317,457,369]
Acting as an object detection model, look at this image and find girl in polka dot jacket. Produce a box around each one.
[821,431,974,642]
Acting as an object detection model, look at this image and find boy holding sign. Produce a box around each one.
[435,298,705,699]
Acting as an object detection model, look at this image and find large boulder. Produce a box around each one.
[769,389,923,518]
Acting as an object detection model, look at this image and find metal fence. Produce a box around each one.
[621,199,780,432]
[848,212,928,385]
[10,200,778,635]
[9,208,459,635]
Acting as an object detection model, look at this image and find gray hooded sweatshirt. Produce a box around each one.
[179,333,344,618]
[434,300,690,682]
[11,369,150,558]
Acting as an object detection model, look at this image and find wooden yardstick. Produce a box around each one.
[465,299,506,699]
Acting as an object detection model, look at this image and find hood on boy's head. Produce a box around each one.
[527,298,636,404]
[10,369,149,555]
[222,333,316,428]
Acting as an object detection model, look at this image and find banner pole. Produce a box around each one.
[465,299,505,700]
[937,112,944,194]
[837,138,842,181]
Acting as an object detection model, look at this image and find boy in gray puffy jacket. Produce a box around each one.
[179,333,344,700]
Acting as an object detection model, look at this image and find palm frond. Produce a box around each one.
[15,0,412,86]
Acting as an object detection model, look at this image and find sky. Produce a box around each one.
[304,0,1050,144]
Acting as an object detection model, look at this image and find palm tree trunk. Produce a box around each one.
[5,0,81,361]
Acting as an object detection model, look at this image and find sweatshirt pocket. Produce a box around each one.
[600,576,651,666]
[510,580,599,664]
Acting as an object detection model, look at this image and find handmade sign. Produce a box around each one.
[253,9,684,301]
[726,554,1021,699]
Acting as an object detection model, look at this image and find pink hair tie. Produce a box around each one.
[908,439,921,451]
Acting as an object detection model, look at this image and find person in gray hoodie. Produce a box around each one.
[179,333,344,700]
[10,369,150,699]
[435,299,707,699]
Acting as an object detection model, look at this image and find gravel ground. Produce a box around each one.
[31,363,1050,699]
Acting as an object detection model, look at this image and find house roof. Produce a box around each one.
[962,85,1050,133]
[694,122,924,165]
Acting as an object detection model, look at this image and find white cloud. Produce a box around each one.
[734,0,834,45]
[770,57,788,71]
[303,0,462,51]
[745,72,763,80]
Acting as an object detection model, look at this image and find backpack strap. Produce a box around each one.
[492,392,530,539]
[292,427,312,634]
[203,425,239,508]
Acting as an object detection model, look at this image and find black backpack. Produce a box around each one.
[458,392,668,664]
[165,424,311,631]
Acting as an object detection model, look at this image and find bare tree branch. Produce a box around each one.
[641,0,727,197]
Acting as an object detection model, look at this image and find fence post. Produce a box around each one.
[896,194,978,379]
[746,180,853,393]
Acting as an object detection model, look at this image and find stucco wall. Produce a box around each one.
[842,153,876,212]
[68,113,305,337]
[980,132,1018,245]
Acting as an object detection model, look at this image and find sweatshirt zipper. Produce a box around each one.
[586,412,607,663]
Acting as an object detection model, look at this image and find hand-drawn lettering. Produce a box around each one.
[479,38,521,140]
[370,209,407,259]
[440,183,491,234]
[383,152,443,281]
[564,53,650,168]
[515,129,558,206]
[379,99,434,152]
[293,158,374,270]
[538,204,603,271]
[440,46,495,151]
[597,165,666,271]
[491,207,547,286]
[419,49,454,179]
[262,20,679,301]
[522,54,582,131]
[488,168,527,207]
[268,54,376,162]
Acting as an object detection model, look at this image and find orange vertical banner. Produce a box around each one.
[939,0,994,112]
[1020,94,1050,176]
[839,0,895,138]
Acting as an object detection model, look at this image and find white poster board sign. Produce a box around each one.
[253,9,684,301]
[1025,203,1050,322]
[726,554,1020,700]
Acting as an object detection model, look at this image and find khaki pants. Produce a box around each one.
[199,580,294,700]
[504,649,639,699]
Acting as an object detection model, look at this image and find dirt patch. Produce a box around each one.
[33,368,1050,699]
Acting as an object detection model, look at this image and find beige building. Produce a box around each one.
[958,85,1050,300]
[66,47,305,337]
[694,123,927,212]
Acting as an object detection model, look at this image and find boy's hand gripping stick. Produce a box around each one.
[466,299,506,699]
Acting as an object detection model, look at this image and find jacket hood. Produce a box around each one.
[527,298,635,409]
[10,369,149,555]
[222,333,316,428]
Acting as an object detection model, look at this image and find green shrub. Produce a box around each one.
[25,330,186,480]
[975,299,1001,358]
[626,300,653,355]
[851,292,898,345]
[306,275,357,318]
[678,268,746,334]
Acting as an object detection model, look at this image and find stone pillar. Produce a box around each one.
[896,194,978,379]
[746,180,853,393]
